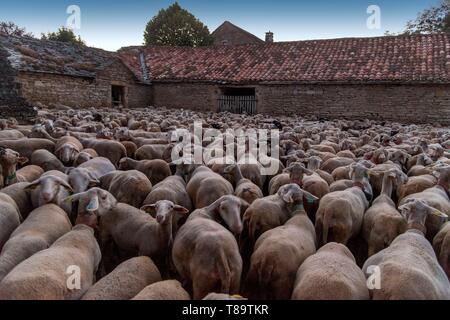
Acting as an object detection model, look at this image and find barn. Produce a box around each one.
[212,21,266,46]
[120,33,450,125]
[0,34,152,117]
[0,33,449,125]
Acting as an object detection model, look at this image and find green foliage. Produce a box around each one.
[144,2,214,47]
[404,0,449,34]
[41,27,85,45]
[0,21,34,38]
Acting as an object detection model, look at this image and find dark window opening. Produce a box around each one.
[218,87,257,114]
[221,87,255,96]
[112,85,125,107]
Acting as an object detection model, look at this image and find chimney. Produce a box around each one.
[265,31,274,43]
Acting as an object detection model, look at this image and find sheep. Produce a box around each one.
[68,189,188,272]
[15,165,44,184]
[315,162,372,247]
[54,136,83,165]
[0,225,101,300]
[68,157,116,194]
[399,166,450,240]
[131,280,190,300]
[291,243,369,300]
[243,188,318,300]
[26,170,73,213]
[0,147,28,187]
[81,256,162,300]
[240,184,317,267]
[185,166,234,209]
[30,149,66,172]
[0,193,22,251]
[223,164,263,204]
[77,137,126,168]
[363,199,450,299]
[303,156,334,185]
[142,167,192,212]
[268,162,313,195]
[0,204,72,282]
[73,148,98,167]
[320,157,355,174]
[172,195,246,299]
[363,168,408,257]
[100,170,152,208]
[434,222,450,280]
[203,293,247,300]
[407,153,433,177]
[397,174,437,202]
[118,157,171,186]
[0,182,33,219]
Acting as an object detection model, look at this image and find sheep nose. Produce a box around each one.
[156,215,164,223]
[233,223,243,235]
[42,192,52,202]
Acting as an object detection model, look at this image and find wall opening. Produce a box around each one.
[111,85,126,107]
[218,87,256,114]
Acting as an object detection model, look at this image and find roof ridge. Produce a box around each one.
[212,20,264,43]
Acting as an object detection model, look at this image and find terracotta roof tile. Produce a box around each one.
[120,33,450,84]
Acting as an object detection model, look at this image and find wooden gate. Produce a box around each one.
[218,95,257,115]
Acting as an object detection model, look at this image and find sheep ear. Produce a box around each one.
[141,204,157,218]
[55,177,74,192]
[430,210,448,218]
[64,193,82,204]
[88,179,100,188]
[239,199,250,216]
[173,205,189,215]
[398,204,411,219]
[223,165,234,174]
[18,157,28,165]
[303,191,319,204]
[86,196,99,212]
[25,180,40,190]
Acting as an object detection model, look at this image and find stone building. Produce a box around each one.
[0,34,151,115]
[1,32,449,125]
[120,33,450,125]
[212,21,265,46]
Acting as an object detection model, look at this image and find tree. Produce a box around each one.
[0,21,34,37]
[144,2,213,47]
[404,0,449,34]
[41,27,85,45]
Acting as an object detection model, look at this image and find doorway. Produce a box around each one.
[218,87,257,114]
[111,85,125,107]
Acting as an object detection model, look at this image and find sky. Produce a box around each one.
[0,0,443,51]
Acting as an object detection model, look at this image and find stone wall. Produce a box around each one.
[151,82,450,125]
[152,82,218,112]
[256,84,450,124]
[0,45,37,122]
[18,61,152,109]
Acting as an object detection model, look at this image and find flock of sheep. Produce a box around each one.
[0,106,449,300]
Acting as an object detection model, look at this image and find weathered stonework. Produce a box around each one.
[152,82,218,112]
[256,84,450,124]
[0,44,36,122]
[18,61,152,109]
[150,82,450,125]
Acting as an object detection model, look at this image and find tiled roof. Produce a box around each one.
[120,33,450,84]
[0,34,118,78]
[212,21,265,46]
